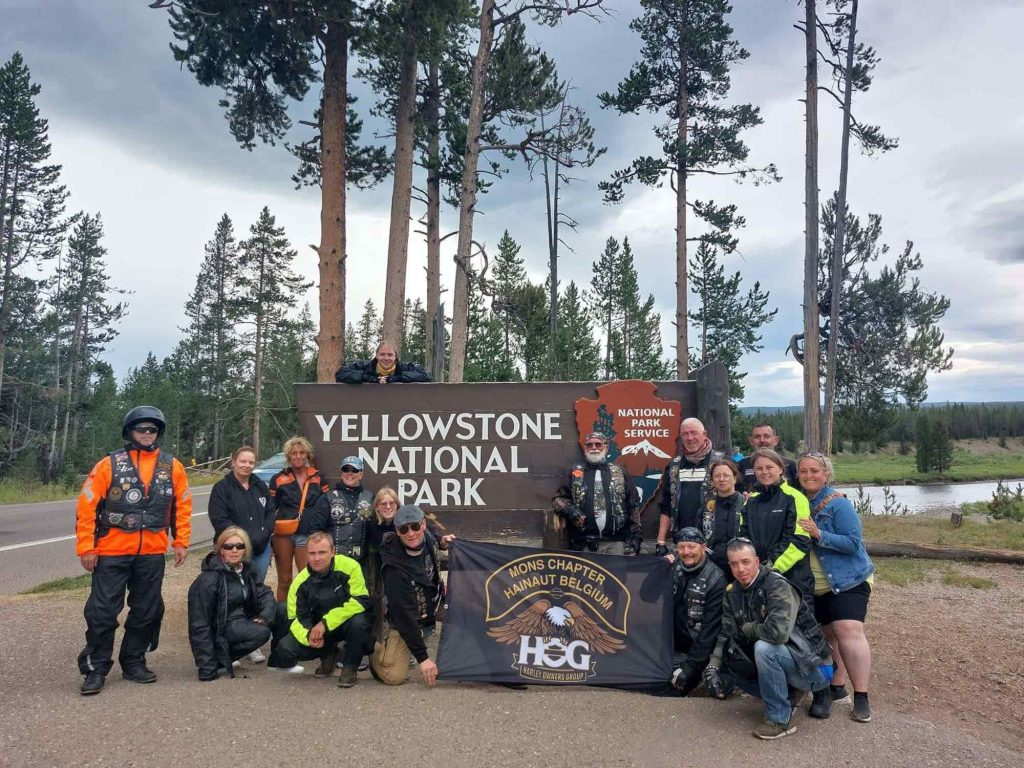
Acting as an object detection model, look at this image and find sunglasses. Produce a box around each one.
[341,467,362,474]
[727,536,754,546]
[799,450,826,459]
[397,521,424,534]
[221,542,246,551]
[584,442,606,448]
[132,426,160,434]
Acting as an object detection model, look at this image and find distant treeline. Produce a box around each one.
[733,403,1024,453]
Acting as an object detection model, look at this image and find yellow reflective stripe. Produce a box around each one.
[774,485,811,573]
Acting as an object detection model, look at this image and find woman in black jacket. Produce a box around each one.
[208,446,277,588]
[334,340,431,384]
[186,526,276,681]
[704,458,743,572]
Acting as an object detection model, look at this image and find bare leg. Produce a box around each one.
[832,620,871,692]
[272,536,295,603]
[822,623,848,686]
[294,544,308,573]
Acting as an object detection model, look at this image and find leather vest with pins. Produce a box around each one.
[328,489,373,560]
[98,449,175,532]
[667,452,722,527]
[571,462,627,535]
[671,558,725,636]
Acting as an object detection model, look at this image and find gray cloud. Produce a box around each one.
[972,199,1024,264]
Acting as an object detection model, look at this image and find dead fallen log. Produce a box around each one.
[866,540,1024,565]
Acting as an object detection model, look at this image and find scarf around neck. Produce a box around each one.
[684,436,713,464]
[376,360,397,377]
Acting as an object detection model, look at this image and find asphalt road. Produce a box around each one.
[0,488,215,595]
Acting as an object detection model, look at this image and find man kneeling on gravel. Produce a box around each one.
[704,538,834,740]
[267,531,373,687]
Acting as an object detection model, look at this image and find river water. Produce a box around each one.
[847,478,1024,516]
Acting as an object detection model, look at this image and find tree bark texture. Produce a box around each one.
[316,23,348,383]
[821,0,858,454]
[449,0,496,384]
[802,0,822,450]
[381,35,420,350]
[424,61,442,377]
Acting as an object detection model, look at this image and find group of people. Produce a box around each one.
[73,355,872,742]
[553,419,875,739]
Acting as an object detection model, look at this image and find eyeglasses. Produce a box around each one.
[397,521,424,534]
[221,542,246,551]
[584,442,606,449]
[132,426,159,434]
[378,500,397,508]
[341,467,362,474]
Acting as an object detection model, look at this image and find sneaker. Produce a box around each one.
[337,666,358,688]
[270,664,305,675]
[830,684,850,703]
[315,648,339,678]
[80,671,105,696]
[809,688,833,719]
[851,693,872,723]
[753,719,797,740]
[788,687,808,713]
[248,649,266,664]
[232,660,242,668]
[358,656,369,672]
[121,664,157,684]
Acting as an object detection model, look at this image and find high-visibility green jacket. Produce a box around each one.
[286,555,369,646]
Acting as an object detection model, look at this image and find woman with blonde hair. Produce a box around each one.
[334,340,431,384]
[187,526,276,681]
[269,436,330,603]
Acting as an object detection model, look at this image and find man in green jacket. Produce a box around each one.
[267,531,373,688]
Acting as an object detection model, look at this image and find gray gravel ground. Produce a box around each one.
[1,561,1021,768]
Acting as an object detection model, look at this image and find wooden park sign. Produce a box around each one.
[295,362,729,541]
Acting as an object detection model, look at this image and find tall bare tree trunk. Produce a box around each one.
[675,9,689,380]
[821,0,858,453]
[316,23,349,383]
[423,61,442,376]
[0,165,21,405]
[802,0,822,451]
[253,264,266,453]
[541,111,559,381]
[381,37,420,348]
[449,0,495,383]
[60,287,86,462]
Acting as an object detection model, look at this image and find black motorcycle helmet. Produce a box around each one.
[122,405,166,450]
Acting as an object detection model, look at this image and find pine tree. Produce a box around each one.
[599,0,776,377]
[353,299,382,360]
[465,278,506,382]
[553,281,600,381]
[491,231,528,375]
[235,207,311,452]
[688,241,776,403]
[589,237,625,378]
[401,297,427,366]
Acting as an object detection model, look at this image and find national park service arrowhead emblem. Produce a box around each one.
[574,380,682,510]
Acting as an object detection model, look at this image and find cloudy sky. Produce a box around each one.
[4,0,1023,406]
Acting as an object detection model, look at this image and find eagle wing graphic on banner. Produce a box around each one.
[486,600,552,644]
[487,599,625,655]
[565,602,626,654]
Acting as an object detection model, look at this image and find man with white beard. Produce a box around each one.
[552,432,641,555]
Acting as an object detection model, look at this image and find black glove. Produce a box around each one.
[703,666,724,698]
[671,664,695,693]
[654,543,669,557]
[565,505,587,530]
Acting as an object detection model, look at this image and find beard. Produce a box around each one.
[585,449,608,465]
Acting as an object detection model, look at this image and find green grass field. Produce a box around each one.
[861,515,1024,551]
[832,447,1024,485]
[0,470,222,506]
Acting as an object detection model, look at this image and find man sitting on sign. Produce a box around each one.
[552,431,642,555]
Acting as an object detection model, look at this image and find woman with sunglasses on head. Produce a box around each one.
[269,436,331,603]
[187,526,277,681]
[797,452,875,723]
[738,448,816,611]
[704,458,744,572]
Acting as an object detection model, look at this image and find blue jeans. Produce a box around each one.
[251,546,272,584]
[726,640,830,724]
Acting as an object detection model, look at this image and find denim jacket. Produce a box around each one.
[810,486,875,593]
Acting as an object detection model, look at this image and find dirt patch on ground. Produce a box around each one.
[868,561,1024,750]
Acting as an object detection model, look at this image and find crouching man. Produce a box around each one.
[370,505,447,686]
[705,538,834,740]
[666,527,726,695]
[268,531,373,688]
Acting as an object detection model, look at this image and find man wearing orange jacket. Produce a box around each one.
[76,406,192,696]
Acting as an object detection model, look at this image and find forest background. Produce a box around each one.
[2,0,1023,483]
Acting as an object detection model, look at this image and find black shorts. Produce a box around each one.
[814,581,871,625]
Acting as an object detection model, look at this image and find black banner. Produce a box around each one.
[437,540,673,687]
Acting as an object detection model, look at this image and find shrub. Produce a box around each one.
[987,481,1024,522]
